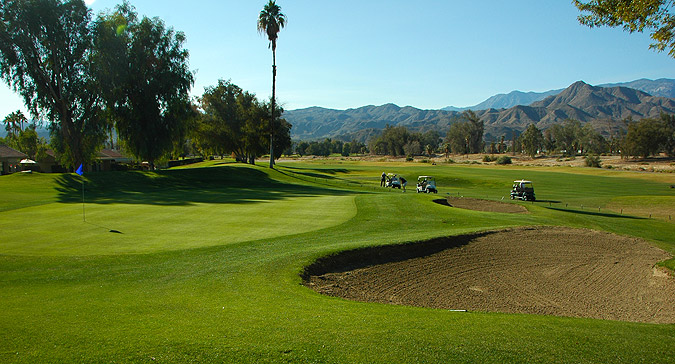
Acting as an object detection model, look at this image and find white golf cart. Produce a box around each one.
[416,176,437,193]
[385,173,401,189]
[510,180,536,201]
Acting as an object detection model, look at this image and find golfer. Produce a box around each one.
[400,176,407,192]
[380,172,386,187]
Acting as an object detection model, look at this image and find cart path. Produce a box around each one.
[304,226,675,324]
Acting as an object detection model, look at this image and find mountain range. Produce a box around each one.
[441,78,675,111]
[283,79,675,142]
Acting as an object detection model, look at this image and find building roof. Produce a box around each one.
[98,149,132,161]
[0,145,28,159]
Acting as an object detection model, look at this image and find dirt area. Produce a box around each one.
[303,226,675,324]
[510,154,675,173]
[281,154,675,173]
[438,196,528,213]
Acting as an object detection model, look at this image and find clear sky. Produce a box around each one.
[1,0,674,120]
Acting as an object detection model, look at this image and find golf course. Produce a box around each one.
[1,159,674,363]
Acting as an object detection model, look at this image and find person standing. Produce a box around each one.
[380,172,386,187]
[400,176,407,192]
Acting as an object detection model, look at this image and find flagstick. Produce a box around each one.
[81,173,86,222]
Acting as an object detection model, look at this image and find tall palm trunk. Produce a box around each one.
[269,49,276,168]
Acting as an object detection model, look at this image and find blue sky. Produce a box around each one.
[1,0,674,120]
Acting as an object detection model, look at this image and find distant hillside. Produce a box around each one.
[286,104,460,141]
[476,81,675,139]
[284,80,675,141]
[442,78,675,111]
[599,78,675,99]
[442,89,563,111]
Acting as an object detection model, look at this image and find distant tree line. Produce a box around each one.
[288,110,675,161]
[512,119,611,158]
[512,115,675,159]
[1,111,49,161]
[293,139,367,157]
[367,126,442,157]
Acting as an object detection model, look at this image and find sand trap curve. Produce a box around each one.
[303,226,675,324]
[435,196,528,213]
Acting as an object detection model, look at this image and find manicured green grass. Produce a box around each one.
[0,164,357,255]
[0,160,673,363]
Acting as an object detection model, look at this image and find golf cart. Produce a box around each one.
[416,176,437,194]
[510,180,536,201]
[385,173,401,189]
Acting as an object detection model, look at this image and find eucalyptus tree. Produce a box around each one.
[520,124,544,158]
[198,80,243,158]
[622,117,667,158]
[94,2,194,168]
[0,0,107,167]
[257,0,287,168]
[197,80,289,164]
[445,111,485,154]
[462,110,484,154]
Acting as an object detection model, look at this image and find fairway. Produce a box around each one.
[1,160,674,363]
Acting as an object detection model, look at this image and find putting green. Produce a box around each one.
[0,194,357,256]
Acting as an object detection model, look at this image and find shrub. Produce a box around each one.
[496,156,512,165]
[406,155,414,162]
[483,155,496,162]
[585,154,602,168]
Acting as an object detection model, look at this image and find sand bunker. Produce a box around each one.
[436,197,528,213]
[303,226,675,323]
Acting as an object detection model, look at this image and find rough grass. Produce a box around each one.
[0,160,673,363]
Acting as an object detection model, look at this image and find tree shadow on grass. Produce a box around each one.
[55,166,358,206]
[543,206,645,220]
[275,166,364,186]
[280,165,349,175]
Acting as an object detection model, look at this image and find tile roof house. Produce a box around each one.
[0,145,28,175]
[95,149,133,171]
[1,146,133,174]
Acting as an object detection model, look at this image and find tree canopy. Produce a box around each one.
[445,110,484,154]
[257,0,287,54]
[0,0,107,166]
[520,124,544,158]
[575,0,675,58]
[195,80,290,163]
[622,114,673,158]
[94,2,195,167]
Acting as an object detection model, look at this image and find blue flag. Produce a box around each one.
[75,164,83,176]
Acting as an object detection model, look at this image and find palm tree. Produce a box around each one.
[257,0,286,168]
[3,110,26,138]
